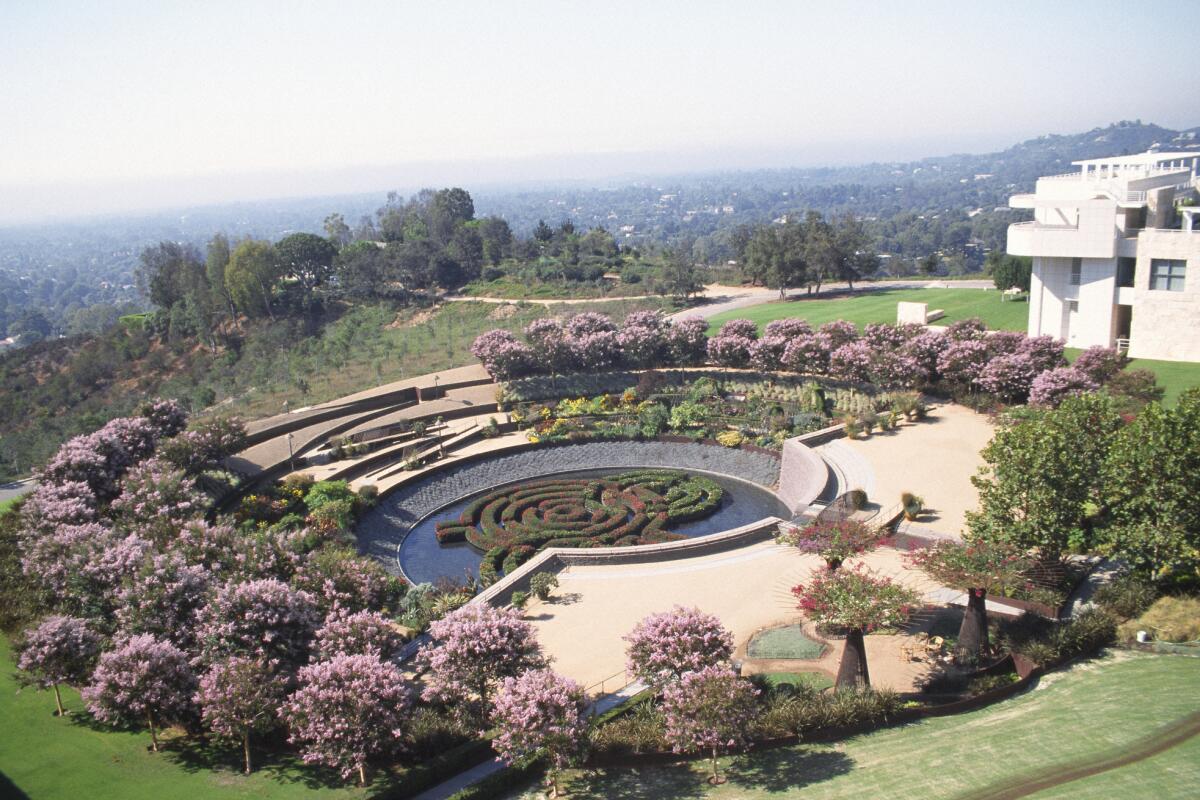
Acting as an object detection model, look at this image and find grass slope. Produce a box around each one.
[706,288,1030,334]
[505,653,1200,799]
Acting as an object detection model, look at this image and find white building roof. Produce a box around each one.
[1072,151,1198,168]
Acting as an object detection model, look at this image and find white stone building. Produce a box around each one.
[1007,152,1200,362]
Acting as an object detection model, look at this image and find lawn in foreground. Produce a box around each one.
[0,636,368,799]
[706,287,1029,334]
[505,652,1200,799]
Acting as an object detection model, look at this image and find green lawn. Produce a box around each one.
[707,288,1030,334]
[1116,358,1200,407]
[0,636,368,799]
[505,653,1200,799]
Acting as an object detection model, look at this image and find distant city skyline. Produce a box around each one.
[2,0,1197,223]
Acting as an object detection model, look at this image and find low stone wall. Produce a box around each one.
[356,440,784,573]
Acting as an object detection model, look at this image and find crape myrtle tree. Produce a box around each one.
[623,606,734,686]
[778,518,887,570]
[313,609,406,660]
[197,656,286,775]
[968,393,1122,559]
[284,653,413,786]
[661,665,758,786]
[417,604,547,723]
[83,634,197,752]
[195,578,320,669]
[906,539,1032,662]
[491,669,589,798]
[793,566,921,689]
[15,615,102,715]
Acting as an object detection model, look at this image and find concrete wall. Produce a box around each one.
[777,438,829,513]
[1128,230,1200,361]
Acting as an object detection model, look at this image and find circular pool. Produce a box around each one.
[394,467,787,585]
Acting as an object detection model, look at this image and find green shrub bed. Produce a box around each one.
[435,470,723,583]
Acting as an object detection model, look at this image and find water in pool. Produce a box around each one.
[398,468,788,585]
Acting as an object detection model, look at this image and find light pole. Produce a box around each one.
[287,432,295,472]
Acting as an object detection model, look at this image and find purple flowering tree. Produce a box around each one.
[283,653,412,786]
[115,553,211,650]
[157,417,248,474]
[763,318,812,339]
[196,578,320,668]
[564,311,616,338]
[976,352,1039,403]
[174,520,295,581]
[571,330,621,371]
[829,341,876,383]
[902,331,949,383]
[491,669,589,798]
[19,481,98,535]
[665,317,709,365]
[778,518,886,570]
[749,335,790,371]
[618,311,668,368]
[22,524,150,625]
[985,330,1027,357]
[944,318,987,342]
[83,634,197,751]
[313,609,405,660]
[524,319,575,373]
[417,603,547,721]
[1073,345,1127,384]
[707,333,755,368]
[196,656,285,774]
[782,332,833,375]
[1017,335,1067,373]
[111,457,207,543]
[623,606,734,686]
[661,665,758,785]
[1028,367,1098,408]
[292,545,406,614]
[818,320,858,349]
[16,615,101,715]
[937,339,991,390]
[471,330,536,380]
[139,399,189,440]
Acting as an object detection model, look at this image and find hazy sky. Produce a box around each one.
[2,0,1197,223]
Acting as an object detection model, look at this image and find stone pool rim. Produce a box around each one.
[393,463,788,585]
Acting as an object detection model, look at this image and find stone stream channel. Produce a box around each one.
[355,441,787,585]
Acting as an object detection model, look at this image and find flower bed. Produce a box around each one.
[435,470,723,584]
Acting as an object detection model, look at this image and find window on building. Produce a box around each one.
[1069,259,1082,286]
[1117,258,1136,288]
[1150,259,1187,292]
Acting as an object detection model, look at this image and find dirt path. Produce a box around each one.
[953,709,1200,800]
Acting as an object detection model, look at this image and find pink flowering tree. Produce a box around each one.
[196,578,320,669]
[197,656,286,774]
[111,457,207,543]
[818,320,858,349]
[666,317,709,365]
[173,520,294,581]
[417,603,547,722]
[778,518,886,570]
[570,330,621,371]
[158,417,248,474]
[22,523,150,625]
[283,653,412,786]
[623,606,734,686]
[524,319,575,373]
[1017,335,1067,373]
[985,330,1027,357]
[138,399,189,440]
[16,615,101,715]
[763,318,812,339]
[1072,345,1127,385]
[291,545,407,614]
[618,311,669,368]
[491,669,589,798]
[782,332,833,375]
[471,330,536,380]
[1028,367,1097,408]
[944,318,987,342]
[20,480,98,535]
[901,331,949,383]
[976,352,1039,403]
[707,319,758,368]
[660,665,758,785]
[83,634,197,751]
[749,335,789,371]
[829,341,876,383]
[115,553,211,650]
[936,339,991,390]
[313,609,405,660]
[792,567,920,689]
[906,540,1032,661]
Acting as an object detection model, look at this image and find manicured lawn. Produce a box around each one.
[707,288,1030,334]
[0,636,368,799]
[760,672,835,693]
[0,497,15,516]
[505,653,1200,799]
[746,625,826,660]
[1118,358,1200,407]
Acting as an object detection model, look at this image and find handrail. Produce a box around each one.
[584,668,634,699]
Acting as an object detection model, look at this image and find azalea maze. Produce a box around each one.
[434,470,724,583]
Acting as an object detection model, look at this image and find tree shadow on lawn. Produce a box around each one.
[562,764,708,799]
[164,735,353,791]
[727,746,854,793]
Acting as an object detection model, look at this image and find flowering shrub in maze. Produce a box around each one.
[435,470,723,583]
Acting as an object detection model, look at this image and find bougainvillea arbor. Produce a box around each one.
[435,470,723,584]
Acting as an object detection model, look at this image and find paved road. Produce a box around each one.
[0,478,35,505]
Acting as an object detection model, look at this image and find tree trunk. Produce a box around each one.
[959,588,989,662]
[825,557,843,571]
[711,748,721,784]
[358,763,367,787]
[147,712,159,752]
[836,628,870,690]
[243,732,252,775]
[52,683,64,716]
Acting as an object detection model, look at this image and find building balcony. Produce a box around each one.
[1007,221,1116,259]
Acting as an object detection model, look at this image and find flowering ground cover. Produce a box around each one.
[435,470,723,583]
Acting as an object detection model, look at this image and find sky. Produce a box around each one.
[1,0,1197,224]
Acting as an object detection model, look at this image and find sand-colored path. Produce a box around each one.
[842,404,995,539]
[522,541,951,695]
